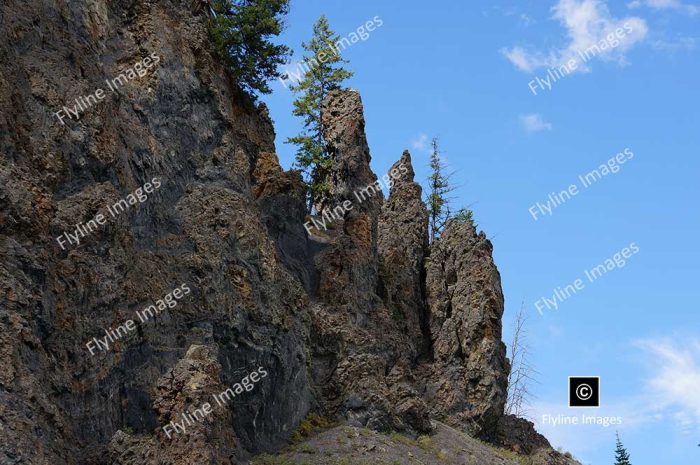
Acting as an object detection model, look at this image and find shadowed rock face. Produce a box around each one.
[423,221,510,440]
[378,150,430,361]
[315,89,384,322]
[0,2,577,465]
[1,1,312,464]
[319,89,382,217]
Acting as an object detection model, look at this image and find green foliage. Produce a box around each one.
[454,208,477,229]
[426,137,455,242]
[614,432,632,465]
[208,0,291,95]
[416,434,433,450]
[286,15,353,212]
[290,413,334,444]
[251,456,307,465]
[300,444,316,454]
[388,431,417,447]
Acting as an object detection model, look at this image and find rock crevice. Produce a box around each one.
[0,3,578,465]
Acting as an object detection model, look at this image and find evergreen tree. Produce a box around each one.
[454,208,477,230]
[614,432,632,465]
[208,0,291,95]
[427,137,455,242]
[286,15,353,212]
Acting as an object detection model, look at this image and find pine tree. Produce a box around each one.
[454,208,477,230]
[427,137,455,242]
[614,432,632,465]
[285,15,353,213]
[208,0,291,95]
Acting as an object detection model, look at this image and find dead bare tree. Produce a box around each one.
[505,302,537,418]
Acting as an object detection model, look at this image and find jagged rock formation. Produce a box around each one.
[377,150,430,360]
[310,90,431,436]
[107,344,238,465]
[315,89,383,320]
[0,1,580,465]
[423,220,510,440]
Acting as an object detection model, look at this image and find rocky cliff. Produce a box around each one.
[0,1,579,464]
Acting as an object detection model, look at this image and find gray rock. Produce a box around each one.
[0,2,579,464]
[378,150,430,360]
[423,220,510,440]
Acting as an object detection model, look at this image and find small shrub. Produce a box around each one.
[388,431,416,447]
[416,434,432,449]
[251,454,289,465]
[300,444,316,454]
[454,208,477,229]
[289,413,334,444]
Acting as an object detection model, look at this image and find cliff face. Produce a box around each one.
[0,2,578,465]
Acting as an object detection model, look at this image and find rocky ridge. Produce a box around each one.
[0,1,580,464]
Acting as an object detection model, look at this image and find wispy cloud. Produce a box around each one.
[520,113,553,132]
[650,36,698,51]
[485,6,536,26]
[628,0,700,16]
[410,133,430,153]
[502,0,648,73]
[531,337,700,458]
[636,337,700,429]
[531,396,657,456]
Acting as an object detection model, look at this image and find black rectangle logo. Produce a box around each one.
[569,376,600,407]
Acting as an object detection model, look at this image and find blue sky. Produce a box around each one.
[262,1,700,464]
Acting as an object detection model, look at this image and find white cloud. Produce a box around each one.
[636,338,700,425]
[503,47,536,72]
[502,0,648,73]
[520,113,553,132]
[528,337,700,460]
[650,36,698,50]
[628,0,700,15]
[521,13,534,26]
[487,6,536,26]
[530,396,656,456]
[410,133,430,153]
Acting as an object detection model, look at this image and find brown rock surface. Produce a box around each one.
[108,344,238,465]
[315,89,383,321]
[378,150,430,360]
[249,421,582,465]
[423,220,510,440]
[0,1,577,464]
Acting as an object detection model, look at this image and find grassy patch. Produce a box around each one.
[416,434,433,450]
[250,454,296,465]
[300,444,316,454]
[490,446,536,465]
[290,413,335,444]
[388,431,417,447]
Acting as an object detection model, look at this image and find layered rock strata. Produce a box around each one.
[0,1,577,464]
